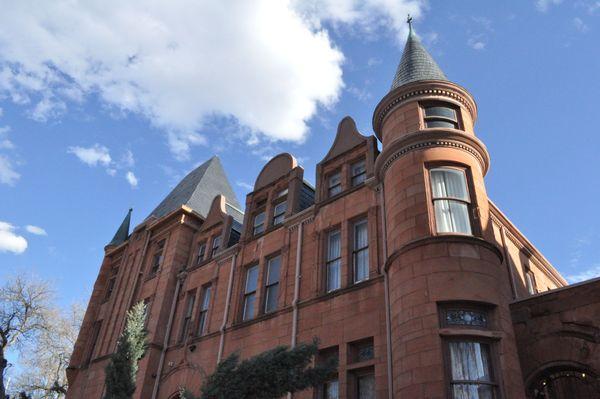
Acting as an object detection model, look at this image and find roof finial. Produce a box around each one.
[407,14,413,32]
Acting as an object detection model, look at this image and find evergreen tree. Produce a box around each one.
[182,339,337,399]
[103,302,147,399]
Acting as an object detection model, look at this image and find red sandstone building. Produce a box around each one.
[67,24,600,399]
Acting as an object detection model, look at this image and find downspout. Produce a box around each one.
[500,226,518,300]
[291,221,303,348]
[288,220,304,399]
[151,270,186,399]
[379,183,394,399]
[217,252,237,362]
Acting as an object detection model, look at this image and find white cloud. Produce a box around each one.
[67,144,112,167]
[536,0,562,12]
[0,155,20,185]
[25,225,47,236]
[468,38,486,51]
[566,264,600,283]
[0,0,424,159]
[125,171,138,188]
[0,221,28,254]
[573,17,589,33]
[120,149,135,168]
[0,126,14,150]
[236,181,254,190]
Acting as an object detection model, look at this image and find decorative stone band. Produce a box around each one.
[383,235,504,272]
[372,80,477,140]
[374,129,491,181]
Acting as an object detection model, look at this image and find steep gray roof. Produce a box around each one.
[390,25,448,90]
[107,208,132,247]
[148,156,241,220]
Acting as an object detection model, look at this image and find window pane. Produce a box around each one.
[329,173,341,187]
[431,169,469,200]
[254,212,265,234]
[327,231,341,261]
[354,221,368,249]
[351,161,366,186]
[201,286,211,310]
[273,202,287,225]
[267,257,281,285]
[355,249,369,282]
[327,259,341,291]
[245,266,259,293]
[426,120,458,129]
[434,200,472,234]
[357,374,375,399]
[425,106,456,120]
[325,380,339,399]
[243,293,255,320]
[449,342,493,382]
[198,312,207,334]
[452,384,494,399]
[265,284,279,313]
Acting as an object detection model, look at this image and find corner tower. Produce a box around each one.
[374,20,526,398]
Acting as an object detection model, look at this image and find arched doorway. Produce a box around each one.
[527,365,600,399]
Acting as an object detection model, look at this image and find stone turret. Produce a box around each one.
[375,19,526,398]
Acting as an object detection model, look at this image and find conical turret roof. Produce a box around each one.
[107,208,132,247]
[390,22,448,90]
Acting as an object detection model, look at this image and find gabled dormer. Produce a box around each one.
[190,194,243,268]
[315,116,378,204]
[242,153,315,241]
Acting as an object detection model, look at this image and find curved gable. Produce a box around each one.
[320,116,369,164]
[254,153,298,190]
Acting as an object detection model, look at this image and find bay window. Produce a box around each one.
[430,167,472,235]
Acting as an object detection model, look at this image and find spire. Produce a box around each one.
[107,208,132,247]
[390,16,448,90]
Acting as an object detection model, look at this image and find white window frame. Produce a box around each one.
[352,219,369,284]
[264,256,281,313]
[430,167,473,235]
[242,265,259,321]
[325,230,341,292]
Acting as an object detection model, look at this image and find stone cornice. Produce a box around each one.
[372,80,478,140]
[374,129,490,181]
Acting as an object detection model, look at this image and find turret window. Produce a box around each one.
[447,341,497,398]
[430,168,472,235]
[424,104,459,129]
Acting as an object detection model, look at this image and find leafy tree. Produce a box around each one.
[182,340,337,399]
[0,276,52,399]
[103,302,147,399]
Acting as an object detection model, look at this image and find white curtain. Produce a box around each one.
[325,380,339,399]
[450,342,494,399]
[358,374,375,399]
[431,169,472,234]
[327,231,341,290]
[354,222,369,281]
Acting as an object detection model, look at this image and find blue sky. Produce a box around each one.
[1,0,600,311]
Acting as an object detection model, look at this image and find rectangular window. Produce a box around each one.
[353,219,369,283]
[326,230,341,292]
[323,380,339,399]
[197,285,212,335]
[318,347,339,399]
[150,239,166,274]
[430,168,472,235]
[179,291,195,342]
[104,277,116,301]
[243,265,259,321]
[272,201,287,226]
[196,242,207,264]
[264,256,281,313]
[253,211,266,235]
[447,341,497,398]
[424,104,459,129]
[328,172,342,197]
[210,235,221,258]
[526,271,537,295]
[356,372,375,399]
[351,160,367,186]
[349,337,374,364]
